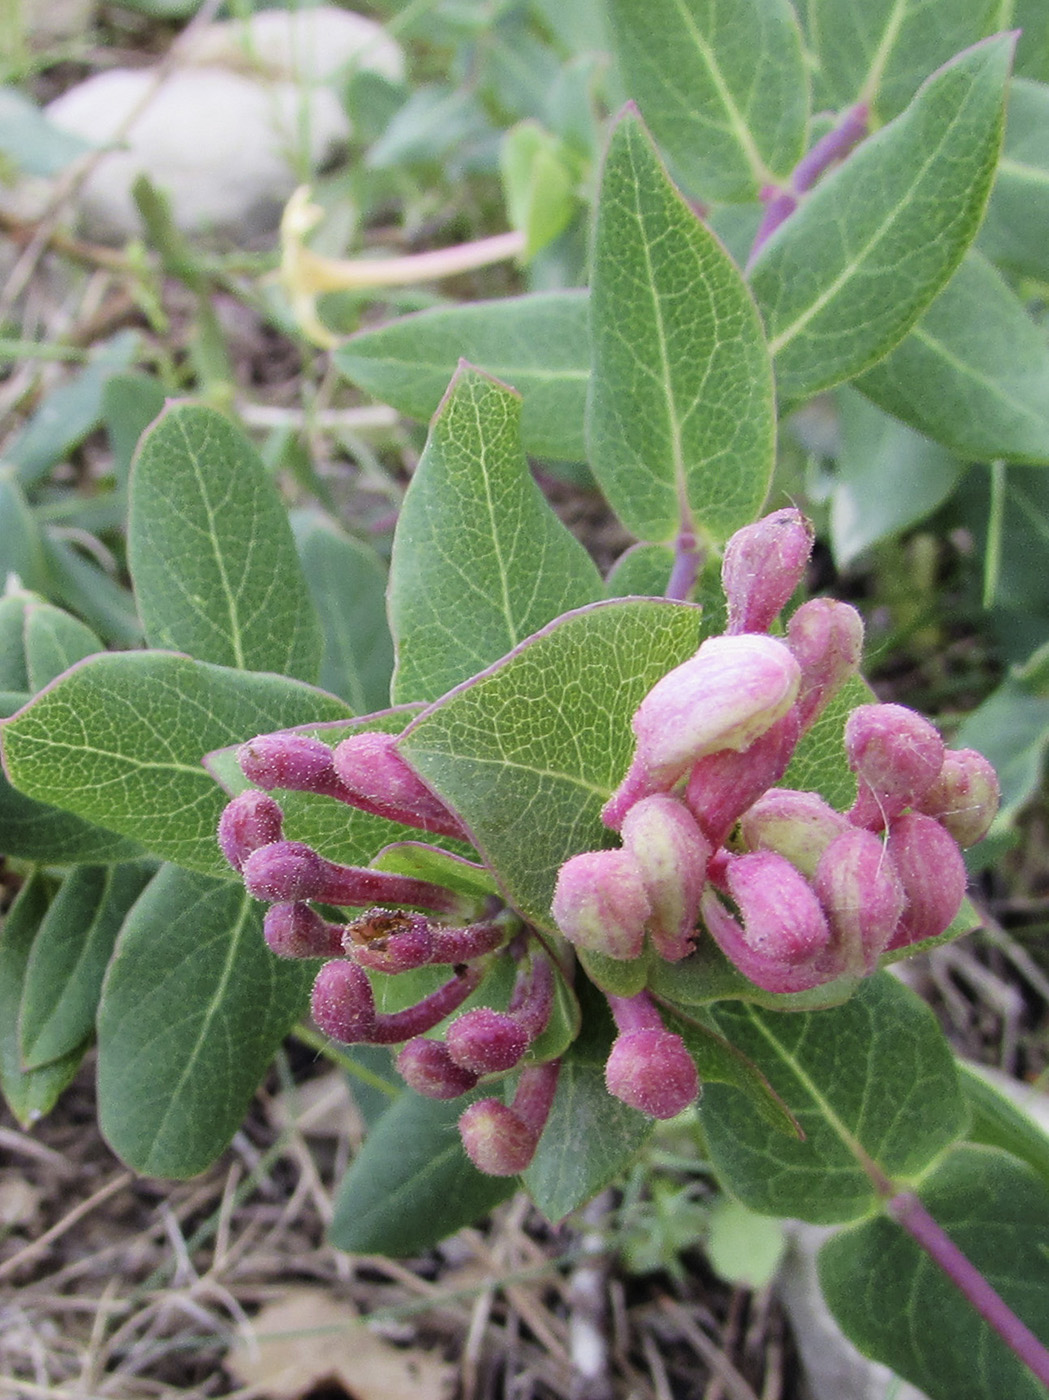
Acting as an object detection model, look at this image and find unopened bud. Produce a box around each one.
[343,908,434,972]
[787,598,864,730]
[722,507,814,635]
[458,1099,537,1176]
[603,634,801,828]
[264,902,344,958]
[237,732,347,799]
[684,707,801,847]
[620,795,711,960]
[242,840,461,913]
[551,848,651,960]
[243,841,326,901]
[446,1007,529,1074]
[885,812,967,951]
[813,828,906,975]
[846,703,945,831]
[218,790,284,871]
[397,1039,479,1098]
[332,731,468,840]
[311,959,376,1042]
[604,1027,699,1119]
[740,788,852,877]
[917,748,1000,848]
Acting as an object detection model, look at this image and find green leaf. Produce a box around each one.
[97,865,312,1177]
[1013,0,1049,81]
[0,873,82,1127]
[799,0,1001,119]
[954,645,1049,825]
[500,120,578,260]
[20,862,155,1069]
[399,598,702,930]
[42,534,143,648]
[0,86,93,176]
[819,1145,1049,1400]
[706,1197,787,1288]
[960,1062,1049,1190]
[979,78,1049,280]
[604,543,675,599]
[830,389,963,566]
[334,292,590,461]
[608,0,809,201]
[1,652,353,876]
[751,35,1014,404]
[329,1087,516,1255]
[856,251,1049,463]
[22,597,102,691]
[0,473,48,593]
[588,110,775,544]
[699,973,968,1223]
[388,364,604,704]
[102,371,166,490]
[128,404,322,679]
[290,510,394,713]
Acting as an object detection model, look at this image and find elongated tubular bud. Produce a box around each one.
[396,1038,479,1099]
[332,732,469,840]
[237,732,351,801]
[885,812,967,952]
[311,959,377,1042]
[620,794,711,960]
[722,508,814,635]
[813,828,906,975]
[445,950,556,1075]
[700,885,831,995]
[684,708,801,849]
[241,840,462,913]
[506,950,555,1041]
[369,964,484,1044]
[431,919,509,963]
[845,703,945,831]
[458,1060,560,1176]
[604,992,699,1119]
[264,902,345,959]
[551,848,650,959]
[740,788,852,877]
[787,598,865,731]
[342,908,434,972]
[917,748,1000,848]
[218,790,285,871]
[603,634,801,829]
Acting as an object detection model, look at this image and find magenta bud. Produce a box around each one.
[218,790,284,871]
[787,598,865,730]
[264,902,344,959]
[603,634,801,828]
[740,788,852,877]
[885,812,967,951]
[458,1099,538,1176]
[917,748,1000,848]
[396,1039,479,1099]
[237,732,347,799]
[311,959,376,1043]
[620,795,711,960]
[242,841,460,914]
[242,841,325,901]
[551,848,651,959]
[684,707,801,848]
[332,732,468,839]
[343,909,434,972]
[845,703,945,831]
[604,1028,699,1119]
[813,828,906,975]
[446,1007,530,1075]
[722,507,814,635]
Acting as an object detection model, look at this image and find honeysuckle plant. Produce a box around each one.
[5,5,1049,1396]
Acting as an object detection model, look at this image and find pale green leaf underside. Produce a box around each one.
[979,77,1049,281]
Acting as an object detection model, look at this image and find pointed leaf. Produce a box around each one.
[819,1145,1049,1400]
[42,534,143,648]
[979,78,1049,281]
[334,292,590,461]
[399,598,703,929]
[700,973,968,1222]
[129,403,321,678]
[388,365,603,704]
[0,473,48,593]
[752,35,1013,404]
[97,865,312,1176]
[1,652,353,876]
[588,110,775,543]
[609,0,809,201]
[960,1063,1049,1190]
[102,371,166,490]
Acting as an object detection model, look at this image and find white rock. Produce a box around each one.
[182,5,405,85]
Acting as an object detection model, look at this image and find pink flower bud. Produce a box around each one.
[506,950,555,1041]
[264,902,344,958]
[603,634,801,828]
[722,507,814,635]
[241,841,461,913]
[813,828,906,975]
[885,812,967,951]
[458,1100,538,1175]
[787,598,865,730]
[332,731,469,840]
[620,795,711,960]
[551,848,651,960]
[684,707,801,847]
[218,790,284,871]
[446,1008,529,1074]
[845,704,945,831]
[243,841,326,901]
[604,1028,699,1119]
[311,959,376,1042]
[740,788,852,877]
[917,748,1000,848]
[237,732,348,800]
[396,1039,479,1098]
[343,909,435,972]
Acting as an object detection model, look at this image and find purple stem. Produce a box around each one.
[665,526,701,602]
[511,1059,561,1135]
[370,964,484,1044]
[888,1191,1049,1388]
[507,951,556,1040]
[748,188,798,265]
[606,989,664,1036]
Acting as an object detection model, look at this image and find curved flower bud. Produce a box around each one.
[917,748,1000,848]
[722,507,814,635]
[787,598,864,731]
[605,1027,699,1119]
[446,1008,530,1074]
[846,703,945,831]
[603,634,801,829]
[241,840,462,912]
[740,788,852,877]
[311,959,376,1043]
[264,902,344,959]
[218,790,284,871]
[551,848,651,960]
[458,1060,560,1176]
[237,732,349,800]
[396,1039,479,1099]
[332,731,469,840]
[885,812,967,951]
[813,828,906,975]
[684,708,801,848]
[620,795,711,960]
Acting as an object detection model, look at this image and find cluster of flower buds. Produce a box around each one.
[553,508,1000,1018]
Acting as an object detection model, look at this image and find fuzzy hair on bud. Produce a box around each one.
[242,841,326,901]
[917,748,1000,848]
[787,598,865,731]
[620,795,711,960]
[813,828,906,975]
[263,902,344,959]
[739,788,852,877]
[551,848,651,960]
[885,812,968,951]
[237,732,345,797]
[446,1007,530,1075]
[396,1039,479,1099]
[846,703,945,831]
[722,507,814,635]
[311,959,376,1043]
[332,731,468,839]
[684,707,801,848]
[218,790,284,871]
[343,909,434,972]
[604,1028,699,1119]
[458,1099,538,1176]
